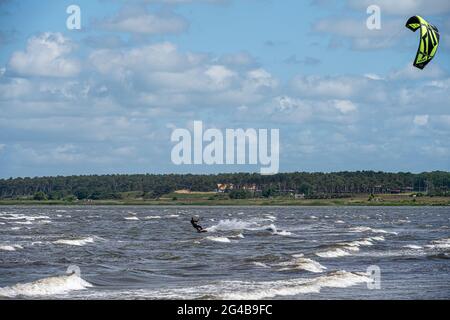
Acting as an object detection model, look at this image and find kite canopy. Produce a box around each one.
[405,15,440,70]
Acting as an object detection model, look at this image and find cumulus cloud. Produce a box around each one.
[347,0,450,16]
[88,41,277,107]
[313,17,406,50]
[99,6,188,35]
[334,99,357,114]
[8,33,80,77]
[413,114,429,126]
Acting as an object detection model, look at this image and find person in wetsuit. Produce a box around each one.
[191,216,204,232]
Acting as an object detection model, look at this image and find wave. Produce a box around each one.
[124,217,139,221]
[137,270,371,300]
[276,257,327,273]
[53,237,95,246]
[220,271,370,300]
[315,236,385,258]
[425,238,450,250]
[207,219,253,232]
[0,214,50,222]
[206,236,231,243]
[0,244,23,251]
[207,219,292,236]
[252,262,270,268]
[144,216,162,220]
[0,273,92,298]
[403,244,423,249]
[349,226,398,235]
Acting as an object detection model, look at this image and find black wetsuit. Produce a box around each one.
[191,219,203,232]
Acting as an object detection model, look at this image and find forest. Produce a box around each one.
[0,171,449,201]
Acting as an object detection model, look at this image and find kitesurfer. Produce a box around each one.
[191,216,205,233]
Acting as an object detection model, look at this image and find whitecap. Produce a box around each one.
[276,258,327,273]
[206,236,231,243]
[349,226,398,235]
[403,244,423,249]
[124,216,139,221]
[252,262,270,268]
[0,274,92,298]
[425,238,450,249]
[0,244,23,251]
[144,216,161,220]
[53,237,95,246]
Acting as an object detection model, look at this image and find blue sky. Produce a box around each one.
[0,0,449,178]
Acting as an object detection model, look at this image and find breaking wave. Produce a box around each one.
[315,236,385,258]
[276,257,327,273]
[0,273,92,298]
[349,226,398,235]
[53,237,95,246]
[207,219,292,236]
[0,244,23,251]
[138,270,371,300]
[425,238,450,250]
[206,236,232,243]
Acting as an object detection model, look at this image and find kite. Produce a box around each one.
[405,16,440,70]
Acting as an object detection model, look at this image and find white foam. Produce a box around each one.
[350,226,398,235]
[206,236,231,243]
[220,271,370,299]
[315,248,353,258]
[252,262,270,268]
[273,230,293,236]
[277,258,327,273]
[335,220,345,224]
[124,216,139,221]
[167,214,180,218]
[207,219,253,232]
[425,238,450,249]
[0,244,23,251]
[403,245,423,249]
[0,274,92,298]
[1,214,50,222]
[53,237,95,246]
[315,236,384,258]
[144,216,161,220]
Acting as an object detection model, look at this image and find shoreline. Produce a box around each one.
[1,196,449,206]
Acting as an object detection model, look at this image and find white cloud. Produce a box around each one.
[101,11,188,35]
[413,115,429,126]
[388,64,445,80]
[291,75,361,98]
[364,73,384,80]
[8,33,80,77]
[334,99,357,114]
[313,17,404,50]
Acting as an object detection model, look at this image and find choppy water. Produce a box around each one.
[0,206,449,300]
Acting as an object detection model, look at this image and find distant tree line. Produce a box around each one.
[0,171,449,200]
